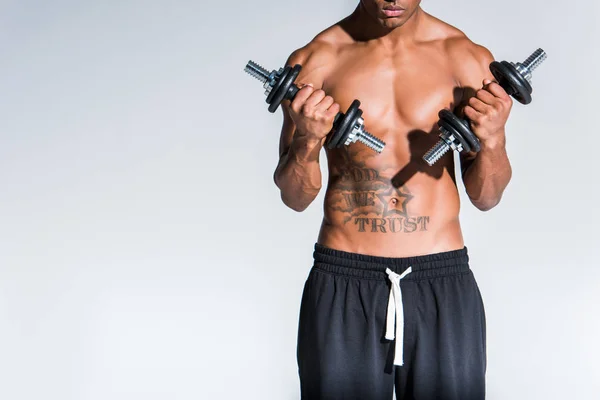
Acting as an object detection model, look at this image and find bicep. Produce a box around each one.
[453,43,497,107]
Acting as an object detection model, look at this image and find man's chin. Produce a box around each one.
[378,18,405,29]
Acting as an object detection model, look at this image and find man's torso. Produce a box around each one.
[293,11,488,257]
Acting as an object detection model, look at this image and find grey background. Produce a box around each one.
[0,0,598,399]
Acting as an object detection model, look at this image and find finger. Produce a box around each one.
[315,95,335,113]
[463,105,482,123]
[296,82,313,89]
[290,85,315,113]
[484,81,511,100]
[468,96,491,113]
[324,103,341,120]
[475,89,496,105]
[303,89,327,111]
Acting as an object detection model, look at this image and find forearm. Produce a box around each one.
[274,135,323,212]
[462,137,512,211]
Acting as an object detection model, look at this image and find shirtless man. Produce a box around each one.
[273,1,513,399]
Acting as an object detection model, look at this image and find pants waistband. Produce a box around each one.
[313,243,470,281]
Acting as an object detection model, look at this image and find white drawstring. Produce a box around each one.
[385,267,412,366]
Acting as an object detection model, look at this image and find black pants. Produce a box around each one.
[297,244,486,400]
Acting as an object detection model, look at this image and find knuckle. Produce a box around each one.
[290,101,302,114]
[297,95,309,105]
[310,89,324,98]
[296,94,309,105]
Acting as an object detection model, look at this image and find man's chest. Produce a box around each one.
[322,50,462,141]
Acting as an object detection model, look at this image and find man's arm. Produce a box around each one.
[450,40,514,211]
[273,43,335,212]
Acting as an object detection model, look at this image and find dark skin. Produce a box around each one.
[274,1,513,257]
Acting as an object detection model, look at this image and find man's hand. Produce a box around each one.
[287,83,341,144]
[463,79,513,148]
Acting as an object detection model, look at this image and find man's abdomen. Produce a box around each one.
[318,152,464,258]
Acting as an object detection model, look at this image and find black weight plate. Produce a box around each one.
[490,61,533,105]
[284,64,302,101]
[268,65,301,113]
[336,105,362,148]
[327,100,361,149]
[439,109,480,151]
[438,109,482,153]
[328,102,359,149]
[286,76,301,101]
[325,112,347,149]
[438,118,471,153]
[327,101,359,149]
[457,118,481,152]
[266,66,290,106]
[325,113,344,148]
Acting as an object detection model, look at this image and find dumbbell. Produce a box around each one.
[423,48,547,166]
[244,60,385,153]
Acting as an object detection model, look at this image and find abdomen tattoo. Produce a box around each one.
[327,156,430,234]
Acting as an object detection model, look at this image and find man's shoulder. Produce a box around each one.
[422,15,492,61]
[285,23,350,84]
[426,16,495,84]
[445,36,493,70]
